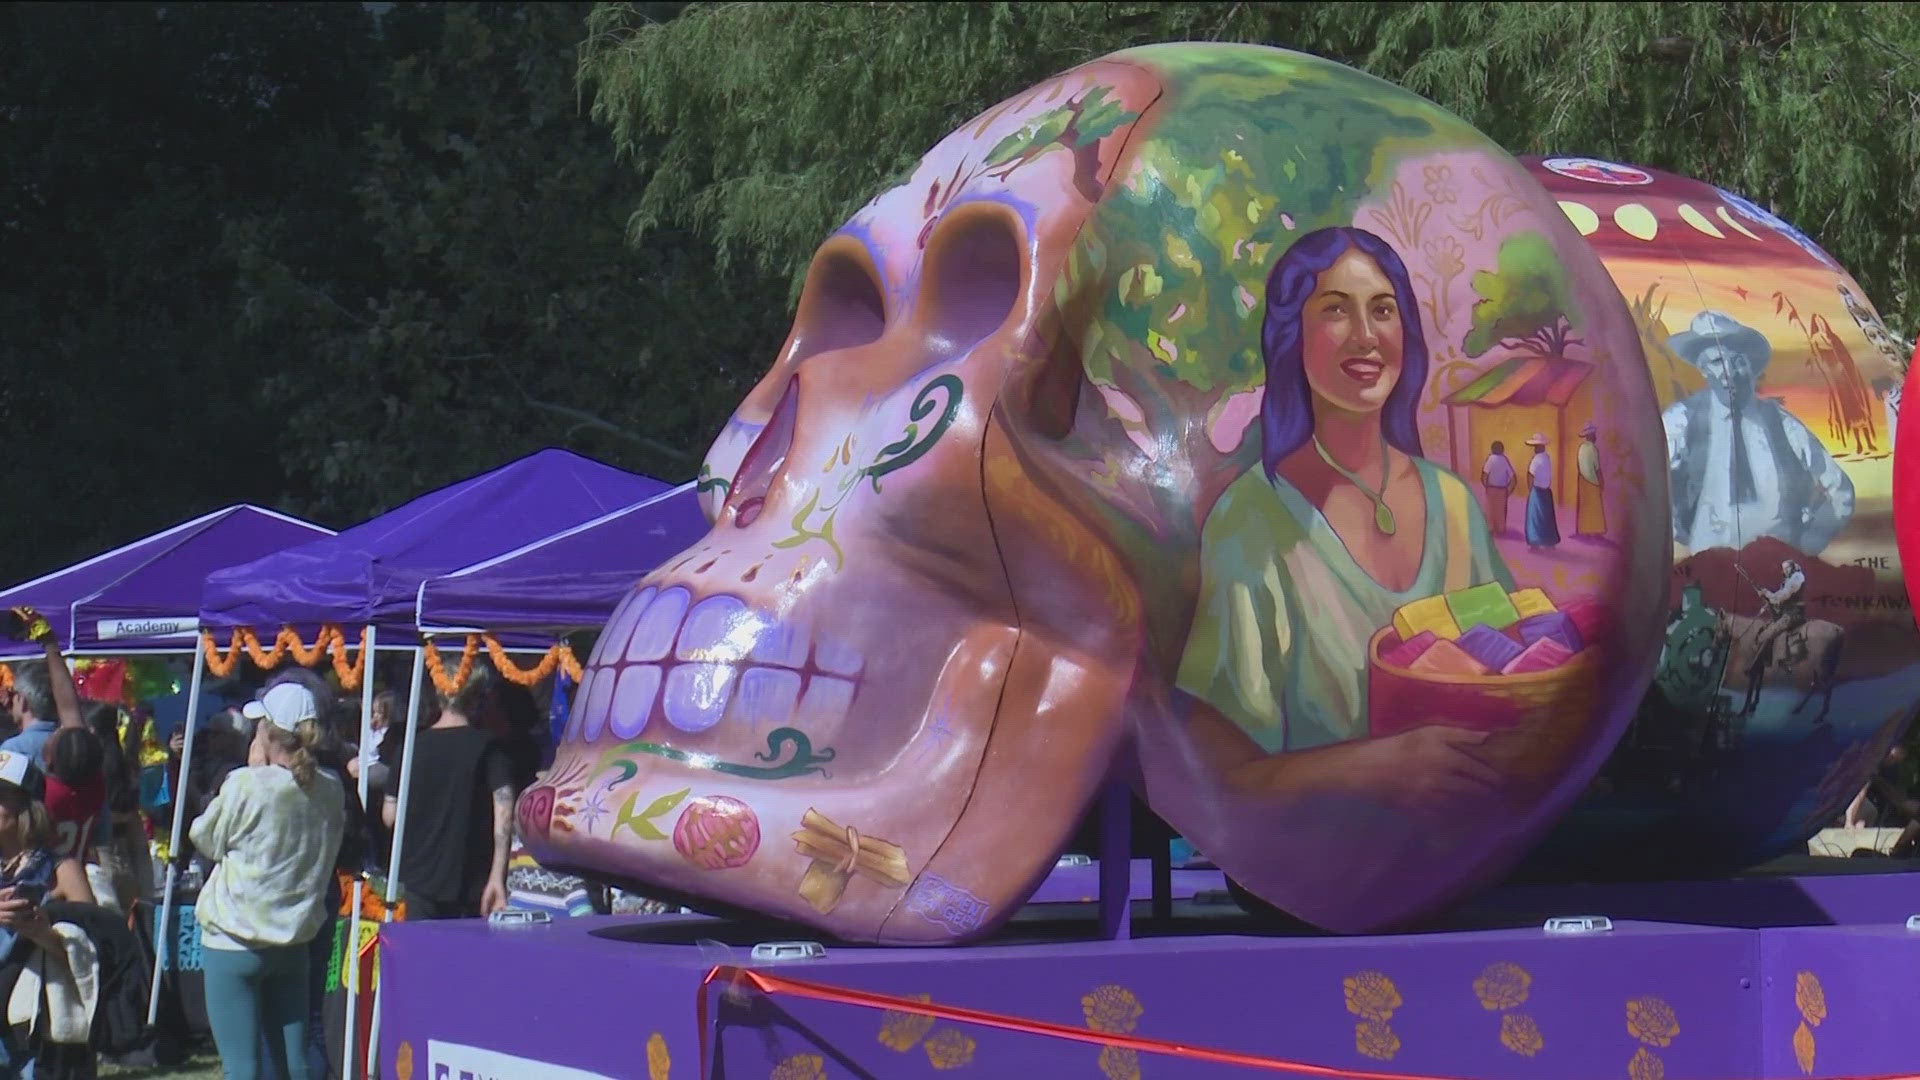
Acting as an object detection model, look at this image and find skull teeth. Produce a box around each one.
[572,586,864,744]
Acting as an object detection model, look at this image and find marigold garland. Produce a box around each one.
[0,665,12,691]
[480,634,582,687]
[199,625,570,696]
[329,627,369,690]
[422,636,480,695]
[199,625,369,691]
[202,630,246,678]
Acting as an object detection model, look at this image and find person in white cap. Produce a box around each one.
[189,682,344,1080]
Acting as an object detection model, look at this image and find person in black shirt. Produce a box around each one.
[478,680,543,796]
[381,669,513,920]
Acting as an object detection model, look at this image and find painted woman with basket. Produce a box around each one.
[1179,226,1515,754]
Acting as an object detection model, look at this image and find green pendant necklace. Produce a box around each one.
[1313,431,1397,536]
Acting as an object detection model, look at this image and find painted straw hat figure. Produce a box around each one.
[1575,420,1605,537]
[1660,310,1854,555]
[1523,432,1559,551]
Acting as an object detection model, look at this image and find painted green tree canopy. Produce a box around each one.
[1073,50,1442,396]
[1463,230,1583,359]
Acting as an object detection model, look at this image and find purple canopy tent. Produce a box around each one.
[199,448,671,633]
[413,481,704,633]
[0,504,332,657]
[183,448,670,1067]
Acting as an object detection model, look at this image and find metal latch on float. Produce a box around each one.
[487,910,552,927]
[751,941,827,961]
[1542,915,1613,935]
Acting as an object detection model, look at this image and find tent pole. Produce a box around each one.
[365,643,426,1080]
[342,626,376,1080]
[146,636,206,1027]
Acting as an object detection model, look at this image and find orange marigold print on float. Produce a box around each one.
[1343,971,1403,1023]
[1626,995,1680,1047]
[1500,1013,1544,1057]
[1473,961,1531,1011]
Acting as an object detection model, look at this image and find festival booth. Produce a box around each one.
[0,503,331,658]
[378,45,1920,1080]
[183,448,669,1078]
[0,504,335,1052]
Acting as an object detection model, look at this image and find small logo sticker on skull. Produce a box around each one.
[903,873,990,936]
[673,795,762,870]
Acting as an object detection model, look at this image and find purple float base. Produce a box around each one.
[380,874,1920,1080]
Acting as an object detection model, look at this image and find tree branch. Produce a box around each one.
[521,396,695,463]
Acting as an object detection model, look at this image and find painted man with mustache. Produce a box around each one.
[1661,311,1853,556]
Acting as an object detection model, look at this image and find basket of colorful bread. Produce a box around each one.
[1367,583,1604,782]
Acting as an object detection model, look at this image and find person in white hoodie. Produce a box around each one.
[189,683,344,1080]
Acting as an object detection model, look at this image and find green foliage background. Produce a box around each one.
[583,2,1920,335]
[0,1,1914,589]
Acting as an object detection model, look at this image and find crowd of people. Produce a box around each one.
[0,606,559,1080]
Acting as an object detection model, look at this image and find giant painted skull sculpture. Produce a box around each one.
[522,44,1672,941]
[1517,157,1920,873]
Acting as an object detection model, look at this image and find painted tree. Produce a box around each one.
[1462,231,1583,359]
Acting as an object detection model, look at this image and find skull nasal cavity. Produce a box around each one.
[920,207,1023,360]
[728,377,798,529]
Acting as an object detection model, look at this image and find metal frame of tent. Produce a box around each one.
[181,451,671,1079]
[350,480,701,1078]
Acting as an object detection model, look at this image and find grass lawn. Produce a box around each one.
[99,1053,222,1079]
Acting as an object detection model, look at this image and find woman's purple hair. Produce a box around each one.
[1259,227,1428,479]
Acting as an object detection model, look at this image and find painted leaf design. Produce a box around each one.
[616,793,667,840]
[982,112,1064,167]
[1073,94,1137,146]
[641,787,691,820]
[981,129,1031,168]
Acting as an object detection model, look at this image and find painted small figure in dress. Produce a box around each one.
[1575,421,1605,538]
[1523,433,1559,551]
[1481,440,1515,536]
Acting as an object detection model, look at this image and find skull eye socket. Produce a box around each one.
[916,203,1024,362]
[789,243,887,364]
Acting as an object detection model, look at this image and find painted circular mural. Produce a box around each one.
[1520,158,1919,872]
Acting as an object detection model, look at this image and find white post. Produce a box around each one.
[384,644,428,908]
[341,626,376,1080]
[363,643,426,1080]
[146,636,207,1027]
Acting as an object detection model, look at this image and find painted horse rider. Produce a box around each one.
[1741,559,1807,716]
